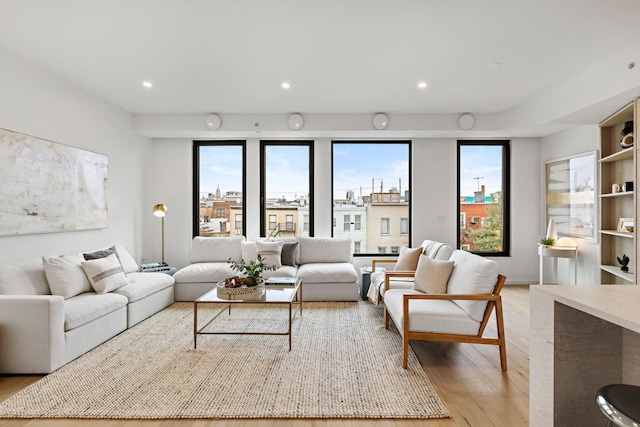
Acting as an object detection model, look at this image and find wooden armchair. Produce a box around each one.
[383,250,507,371]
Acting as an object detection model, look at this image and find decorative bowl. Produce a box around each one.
[625,225,634,232]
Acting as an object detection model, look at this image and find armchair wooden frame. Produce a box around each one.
[383,273,508,372]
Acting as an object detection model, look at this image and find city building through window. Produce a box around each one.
[193,141,246,237]
[332,141,411,255]
[457,141,511,256]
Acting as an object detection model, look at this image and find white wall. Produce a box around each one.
[0,47,152,263]
[150,135,541,284]
[539,125,600,284]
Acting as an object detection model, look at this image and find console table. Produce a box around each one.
[538,244,577,285]
[530,285,640,427]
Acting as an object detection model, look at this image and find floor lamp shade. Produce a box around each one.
[153,204,167,263]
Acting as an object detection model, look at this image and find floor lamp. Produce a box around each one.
[153,204,167,264]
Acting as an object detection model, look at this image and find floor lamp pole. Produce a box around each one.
[161,216,165,264]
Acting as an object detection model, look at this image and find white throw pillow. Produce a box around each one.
[43,253,92,299]
[81,253,129,294]
[447,250,499,322]
[255,241,283,268]
[241,241,258,262]
[114,245,139,273]
[394,246,423,271]
[413,255,455,294]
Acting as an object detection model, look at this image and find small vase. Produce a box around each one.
[621,266,629,272]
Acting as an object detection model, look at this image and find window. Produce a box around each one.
[378,246,387,254]
[391,246,400,254]
[380,218,390,235]
[354,241,361,254]
[344,215,351,232]
[260,141,314,237]
[193,141,245,237]
[400,218,408,235]
[304,215,309,231]
[457,141,510,256]
[332,141,410,255]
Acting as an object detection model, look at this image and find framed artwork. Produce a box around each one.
[545,150,597,239]
[0,128,108,236]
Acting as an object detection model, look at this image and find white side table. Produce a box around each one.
[538,244,578,285]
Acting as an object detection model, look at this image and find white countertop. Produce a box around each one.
[531,285,640,334]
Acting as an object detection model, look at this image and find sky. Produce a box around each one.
[199,143,502,200]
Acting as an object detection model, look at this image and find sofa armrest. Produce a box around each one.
[384,271,415,291]
[0,295,66,374]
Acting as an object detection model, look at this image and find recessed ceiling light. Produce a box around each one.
[142,81,153,88]
[418,81,428,89]
[485,62,501,70]
[281,82,291,89]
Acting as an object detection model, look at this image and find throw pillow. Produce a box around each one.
[413,255,455,294]
[83,246,117,261]
[43,253,92,299]
[281,242,298,267]
[255,240,284,268]
[394,246,422,271]
[81,253,129,294]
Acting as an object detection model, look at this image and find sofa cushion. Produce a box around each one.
[255,241,284,268]
[413,255,454,294]
[241,241,258,261]
[114,245,139,274]
[173,262,237,284]
[298,237,352,264]
[297,262,357,283]
[81,253,129,294]
[447,250,499,322]
[190,236,244,263]
[394,246,422,271]
[421,240,454,260]
[42,253,92,299]
[113,272,175,303]
[263,266,297,280]
[384,289,481,336]
[64,292,128,331]
[0,257,50,295]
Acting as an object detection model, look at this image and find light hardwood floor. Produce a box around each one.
[0,285,530,427]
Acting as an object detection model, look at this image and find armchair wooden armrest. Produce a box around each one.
[384,271,415,291]
[371,258,398,271]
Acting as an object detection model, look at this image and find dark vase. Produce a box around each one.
[622,266,629,272]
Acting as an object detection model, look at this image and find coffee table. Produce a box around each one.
[193,278,302,350]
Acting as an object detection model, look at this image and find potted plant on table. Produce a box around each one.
[227,255,276,287]
[540,237,556,248]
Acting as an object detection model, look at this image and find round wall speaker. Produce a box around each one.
[458,113,475,130]
[288,113,304,130]
[205,114,221,130]
[373,113,389,130]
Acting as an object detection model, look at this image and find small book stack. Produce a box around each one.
[140,262,170,272]
[264,277,298,287]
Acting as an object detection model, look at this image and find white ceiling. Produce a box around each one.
[1,0,640,128]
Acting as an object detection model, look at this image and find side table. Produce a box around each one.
[359,267,372,300]
[538,244,577,285]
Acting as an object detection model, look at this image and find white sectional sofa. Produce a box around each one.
[174,236,358,301]
[0,245,174,374]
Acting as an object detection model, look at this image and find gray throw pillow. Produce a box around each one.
[281,242,298,267]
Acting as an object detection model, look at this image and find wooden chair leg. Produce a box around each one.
[402,334,409,369]
[495,298,508,372]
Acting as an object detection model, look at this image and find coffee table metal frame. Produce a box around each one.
[193,278,302,351]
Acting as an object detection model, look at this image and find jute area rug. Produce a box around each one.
[0,301,450,419]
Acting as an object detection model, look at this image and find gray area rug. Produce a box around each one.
[0,302,450,419]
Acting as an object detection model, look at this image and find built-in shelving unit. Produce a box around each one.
[599,100,638,284]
